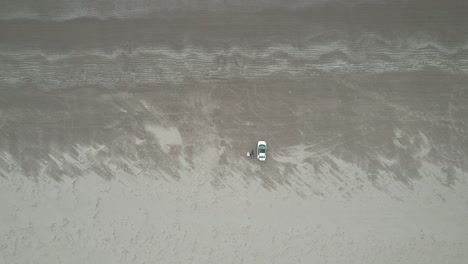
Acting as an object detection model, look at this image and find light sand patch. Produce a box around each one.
[145,125,182,152]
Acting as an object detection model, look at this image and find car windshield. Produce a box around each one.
[258,145,266,153]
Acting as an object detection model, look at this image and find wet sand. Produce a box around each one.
[1,0,468,263]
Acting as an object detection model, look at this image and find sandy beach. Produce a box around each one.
[1,0,467,263]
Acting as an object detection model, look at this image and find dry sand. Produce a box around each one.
[1,0,468,263]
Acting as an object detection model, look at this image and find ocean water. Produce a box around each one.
[1,0,468,90]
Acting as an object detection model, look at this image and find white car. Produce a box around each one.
[257,141,267,161]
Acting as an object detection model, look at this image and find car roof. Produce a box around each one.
[257,141,266,145]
